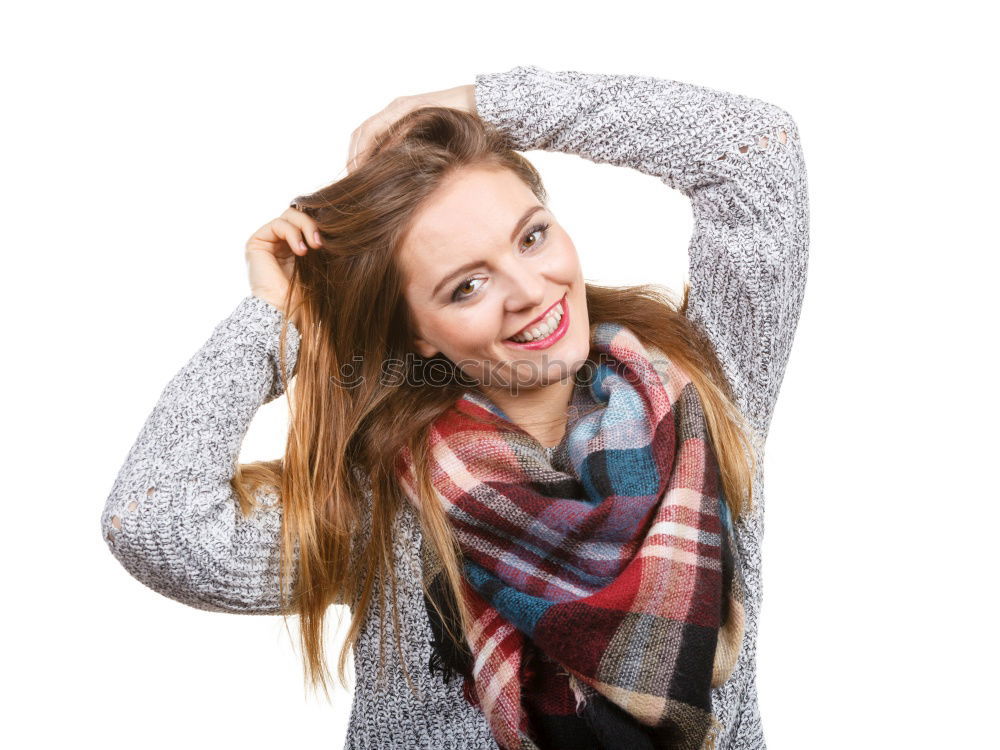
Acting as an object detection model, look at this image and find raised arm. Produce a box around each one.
[100,295,302,614]
[473,64,810,443]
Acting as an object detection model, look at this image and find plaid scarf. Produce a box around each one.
[395,322,746,750]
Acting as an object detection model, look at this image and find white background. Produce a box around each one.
[3,1,996,747]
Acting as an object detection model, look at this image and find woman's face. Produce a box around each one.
[398,166,590,392]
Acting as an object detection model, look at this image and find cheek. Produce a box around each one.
[552,245,583,294]
[555,240,583,282]
[441,307,504,354]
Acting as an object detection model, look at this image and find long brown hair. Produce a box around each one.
[230,106,759,703]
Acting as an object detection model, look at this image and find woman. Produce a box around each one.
[101,64,809,750]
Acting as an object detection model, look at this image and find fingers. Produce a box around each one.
[347,97,410,173]
[348,121,388,173]
[245,219,283,258]
[281,206,324,253]
[348,124,368,174]
[346,90,466,173]
[272,217,308,255]
[250,216,311,258]
[246,204,323,262]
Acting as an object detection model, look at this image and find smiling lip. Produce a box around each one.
[504,295,569,350]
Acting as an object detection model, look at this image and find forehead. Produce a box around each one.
[398,166,538,280]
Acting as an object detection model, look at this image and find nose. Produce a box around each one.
[502,266,546,314]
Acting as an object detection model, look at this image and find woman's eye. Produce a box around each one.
[451,276,484,302]
[521,222,551,252]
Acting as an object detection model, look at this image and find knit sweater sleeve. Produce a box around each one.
[474,64,810,443]
[100,294,302,614]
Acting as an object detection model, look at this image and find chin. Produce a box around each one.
[549,336,592,383]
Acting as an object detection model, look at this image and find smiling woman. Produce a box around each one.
[100,64,809,750]
[397,165,592,443]
[280,112,759,741]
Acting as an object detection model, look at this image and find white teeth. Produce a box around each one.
[509,304,564,342]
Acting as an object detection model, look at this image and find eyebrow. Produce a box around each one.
[431,205,545,297]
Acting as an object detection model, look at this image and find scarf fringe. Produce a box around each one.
[566,672,589,715]
[701,715,723,750]
[568,668,723,750]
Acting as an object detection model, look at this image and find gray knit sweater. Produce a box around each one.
[101,64,809,749]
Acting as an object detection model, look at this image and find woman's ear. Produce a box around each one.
[413,335,439,359]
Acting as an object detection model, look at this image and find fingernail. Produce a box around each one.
[298,240,307,252]
[313,231,321,245]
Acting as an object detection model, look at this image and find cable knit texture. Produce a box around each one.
[101,64,809,749]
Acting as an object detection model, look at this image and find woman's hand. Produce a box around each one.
[244,205,322,323]
[346,84,477,174]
